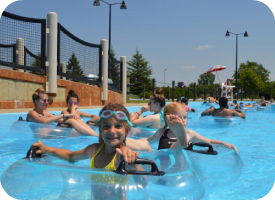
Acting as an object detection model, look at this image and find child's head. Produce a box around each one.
[219,97,228,108]
[181,98,189,105]
[97,103,131,145]
[66,90,79,108]
[164,102,187,127]
[149,88,166,111]
[32,88,49,107]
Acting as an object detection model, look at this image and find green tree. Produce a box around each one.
[31,52,44,75]
[66,53,85,81]
[109,47,120,88]
[127,49,153,95]
[237,61,270,91]
[198,73,215,85]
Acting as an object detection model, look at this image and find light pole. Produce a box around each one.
[164,69,167,87]
[93,0,127,53]
[225,30,248,99]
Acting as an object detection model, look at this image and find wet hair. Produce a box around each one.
[164,102,186,116]
[150,88,166,108]
[219,97,228,108]
[261,103,267,106]
[191,108,196,112]
[176,99,181,102]
[181,98,189,105]
[233,99,237,104]
[97,103,131,144]
[163,102,186,128]
[32,88,47,105]
[66,90,79,103]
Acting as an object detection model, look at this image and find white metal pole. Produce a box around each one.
[46,12,58,94]
[16,38,24,72]
[121,56,127,104]
[101,39,108,104]
[61,62,66,80]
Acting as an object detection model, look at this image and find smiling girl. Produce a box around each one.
[32,103,141,169]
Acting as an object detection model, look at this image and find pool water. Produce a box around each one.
[1,102,275,200]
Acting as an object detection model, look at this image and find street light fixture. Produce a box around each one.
[93,0,127,53]
[225,30,248,99]
[164,69,167,87]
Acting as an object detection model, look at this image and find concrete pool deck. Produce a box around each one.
[0,103,145,113]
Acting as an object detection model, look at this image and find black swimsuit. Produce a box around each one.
[158,129,177,150]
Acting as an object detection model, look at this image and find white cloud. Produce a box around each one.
[195,45,214,50]
[182,66,197,70]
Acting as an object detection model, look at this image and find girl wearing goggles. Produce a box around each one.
[27,89,98,137]
[129,88,166,129]
[31,103,142,186]
[62,90,100,125]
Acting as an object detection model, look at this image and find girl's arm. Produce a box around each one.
[126,138,153,151]
[130,105,150,121]
[32,140,93,162]
[209,139,238,153]
[147,128,164,143]
[77,111,99,119]
[27,111,73,124]
[188,130,238,152]
[131,115,155,128]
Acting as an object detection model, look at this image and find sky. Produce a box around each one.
[0,0,275,88]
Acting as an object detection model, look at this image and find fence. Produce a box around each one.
[108,52,122,93]
[0,11,46,74]
[0,11,123,93]
[57,23,102,86]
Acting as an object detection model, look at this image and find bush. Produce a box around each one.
[139,91,152,99]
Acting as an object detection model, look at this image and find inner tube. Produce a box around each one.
[1,147,205,200]
[128,126,157,138]
[10,117,81,139]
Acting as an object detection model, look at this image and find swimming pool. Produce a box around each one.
[0,102,275,199]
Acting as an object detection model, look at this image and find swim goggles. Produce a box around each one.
[99,110,133,126]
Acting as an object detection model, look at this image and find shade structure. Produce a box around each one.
[204,65,227,74]
[204,65,227,84]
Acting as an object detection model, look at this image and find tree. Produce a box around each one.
[177,82,184,88]
[198,73,215,85]
[109,47,120,88]
[31,52,44,75]
[237,61,270,91]
[127,49,152,95]
[66,53,85,81]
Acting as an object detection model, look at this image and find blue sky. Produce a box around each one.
[0,0,275,87]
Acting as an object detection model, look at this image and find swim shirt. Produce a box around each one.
[89,144,117,170]
[158,129,177,150]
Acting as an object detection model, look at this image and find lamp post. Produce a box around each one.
[225,30,248,99]
[93,0,127,53]
[164,69,167,87]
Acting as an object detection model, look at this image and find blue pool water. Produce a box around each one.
[0,102,275,199]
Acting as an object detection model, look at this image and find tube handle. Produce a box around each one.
[115,158,165,176]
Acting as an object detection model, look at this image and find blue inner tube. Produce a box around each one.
[1,148,204,200]
[10,120,81,139]
[1,144,243,200]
